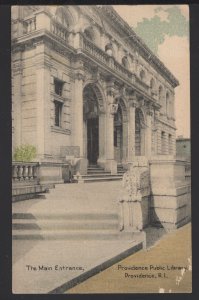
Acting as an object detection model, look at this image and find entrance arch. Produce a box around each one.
[83,83,105,165]
[114,98,128,163]
[135,108,145,156]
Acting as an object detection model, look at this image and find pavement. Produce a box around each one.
[12,181,143,294]
[12,182,191,294]
[67,223,192,294]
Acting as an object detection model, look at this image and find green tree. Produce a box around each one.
[13,145,37,162]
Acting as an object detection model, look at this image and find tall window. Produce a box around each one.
[159,85,163,102]
[55,7,69,27]
[161,131,166,154]
[54,79,64,96]
[54,100,63,127]
[150,78,155,90]
[168,134,173,154]
[166,92,170,116]
[84,27,94,41]
[122,56,129,69]
[140,69,145,81]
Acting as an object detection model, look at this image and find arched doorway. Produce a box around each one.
[113,99,128,163]
[83,84,100,165]
[114,104,123,162]
[135,108,145,156]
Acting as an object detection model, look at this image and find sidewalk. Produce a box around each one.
[67,222,192,293]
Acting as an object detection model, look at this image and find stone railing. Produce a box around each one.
[82,36,132,81]
[23,16,36,34]
[135,77,150,93]
[50,19,69,42]
[113,60,132,81]
[82,36,110,65]
[82,36,154,96]
[12,162,40,184]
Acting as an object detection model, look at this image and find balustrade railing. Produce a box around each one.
[135,77,150,93]
[12,162,40,183]
[113,60,132,80]
[82,36,153,95]
[50,20,69,42]
[82,36,110,65]
[24,17,36,34]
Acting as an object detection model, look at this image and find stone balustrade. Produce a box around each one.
[82,36,110,65]
[12,162,39,183]
[50,19,69,42]
[82,35,152,97]
[113,60,132,80]
[24,17,36,33]
[135,77,150,93]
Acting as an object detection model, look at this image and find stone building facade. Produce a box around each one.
[12,5,179,178]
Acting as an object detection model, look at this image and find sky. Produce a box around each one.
[113,5,190,138]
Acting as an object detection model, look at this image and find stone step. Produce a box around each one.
[87,170,111,174]
[12,212,119,221]
[87,166,104,170]
[12,229,130,240]
[80,174,123,178]
[78,176,123,183]
[12,219,119,231]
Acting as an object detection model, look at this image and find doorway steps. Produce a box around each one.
[74,165,125,183]
[12,211,128,240]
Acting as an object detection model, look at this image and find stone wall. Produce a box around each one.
[149,157,191,229]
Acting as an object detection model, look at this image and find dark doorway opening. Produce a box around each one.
[87,118,99,164]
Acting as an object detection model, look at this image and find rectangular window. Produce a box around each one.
[168,134,172,154]
[54,100,62,127]
[161,131,166,154]
[54,78,64,96]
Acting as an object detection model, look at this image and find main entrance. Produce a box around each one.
[87,117,99,164]
[83,84,100,165]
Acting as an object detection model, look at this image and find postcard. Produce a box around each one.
[11,4,191,294]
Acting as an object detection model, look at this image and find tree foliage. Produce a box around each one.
[13,145,37,162]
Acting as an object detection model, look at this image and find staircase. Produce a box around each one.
[74,164,126,183]
[12,211,128,240]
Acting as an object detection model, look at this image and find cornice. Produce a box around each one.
[12,29,76,59]
[98,5,179,88]
[157,117,176,130]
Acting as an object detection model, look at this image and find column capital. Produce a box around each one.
[108,103,118,115]
[146,107,153,116]
[145,102,154,116]
[129,97,138,108]
[74,70,85,82]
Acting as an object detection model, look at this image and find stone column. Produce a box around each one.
[145,106,153,157]
[12,51,22,149]
[73,66,88,174]
[98,110,106,164]
[35,43,51,159]
[104,88,117,174]
[73,71,84,158]
[127,96,137,162]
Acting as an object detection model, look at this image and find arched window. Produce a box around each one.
[84,27,94,42]
[105,42,113,56]
[135,108,145,156]
[150,78,155,90]
[166,92,170,116]
[122,56,129,69]
[55,7,69,27]
[140,69,145,81]
[159,85,163,102]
